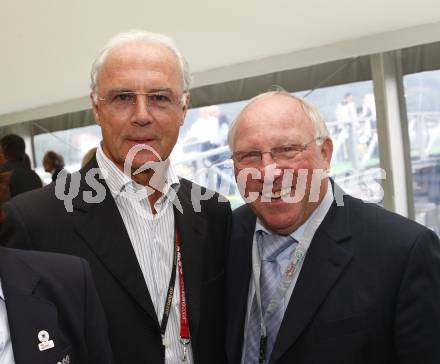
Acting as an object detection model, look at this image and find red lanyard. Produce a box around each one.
[160,228,191,361]
[176,230,190,361]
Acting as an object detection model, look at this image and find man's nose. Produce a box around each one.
[259,154,283,181]
[260,152,276,167]
[132,95,153,124]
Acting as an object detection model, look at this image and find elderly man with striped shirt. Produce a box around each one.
[0,30,231,364]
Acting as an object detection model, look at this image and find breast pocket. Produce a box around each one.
[315,312,367,340]
[312,312,374,364]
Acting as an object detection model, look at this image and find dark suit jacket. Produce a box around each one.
[0,157,231,364]
[0,246,113,364]
[226,189,440,364]
[51,167,64,182]
[0,160,42,197]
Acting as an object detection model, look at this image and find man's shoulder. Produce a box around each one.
[4,178,83,229]
[8,165,107,209]
[29,168,42,184]
[8,182,56,208]
[1,246,85,279]
[178,177,214,195]
[342,193,434,244]
[232,203,253,218]
[231,204,256,234]
[178,177,231,213]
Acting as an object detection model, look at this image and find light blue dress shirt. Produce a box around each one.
[241,183,334,363]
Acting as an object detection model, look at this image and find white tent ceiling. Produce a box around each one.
[1,0,440,118]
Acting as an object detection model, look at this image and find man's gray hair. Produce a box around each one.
[90,30,192,101]
[228,90,330,150]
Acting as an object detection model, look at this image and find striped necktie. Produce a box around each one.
[243,231,296,363]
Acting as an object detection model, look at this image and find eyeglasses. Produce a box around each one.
[98,91,186,117]
[232,137,323,166]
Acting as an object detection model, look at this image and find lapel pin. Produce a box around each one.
[37,330,55,351]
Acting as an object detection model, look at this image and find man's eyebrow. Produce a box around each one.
[148,88,173,93]
[107,88,133,93]
[106,88,174,93]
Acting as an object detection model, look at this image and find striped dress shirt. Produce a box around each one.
[96,145,193,364]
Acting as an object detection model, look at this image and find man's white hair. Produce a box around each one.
[90,29,192,101]
[228,90,330,150]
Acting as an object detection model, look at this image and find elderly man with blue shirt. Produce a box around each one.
[226,90,440,364]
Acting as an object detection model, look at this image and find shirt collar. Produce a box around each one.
[96,143,180,201]
[0,280,4,301]
[255,179,334,242]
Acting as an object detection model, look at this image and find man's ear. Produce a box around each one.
[321,137,333,167]
[181,93,190,122]
[90,93,101,125]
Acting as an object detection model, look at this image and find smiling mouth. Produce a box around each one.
[261,187,291,200]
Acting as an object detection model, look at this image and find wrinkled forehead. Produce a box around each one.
[234,95,315,146]
[107,41,178,64]
[98,41,183,87]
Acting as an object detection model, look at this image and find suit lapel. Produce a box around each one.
[226,205,256,364]
[0,249,70,364]
[174,181,207,342]
[72,159,158,324]
[270,195,353,364]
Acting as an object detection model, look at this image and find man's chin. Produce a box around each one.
[258,218,298,235]
[124,154,162,166]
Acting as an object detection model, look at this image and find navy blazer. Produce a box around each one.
[0,247,113,364]
[226,186,440,363]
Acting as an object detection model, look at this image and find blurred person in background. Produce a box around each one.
[23,154,31,169]
[0,134,42,198]
[43,150,65,181]
[0,172,11,221]
[81,147,97,168]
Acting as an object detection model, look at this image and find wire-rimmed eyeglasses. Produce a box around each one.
[231,137,324,166]
[97,90,187,117]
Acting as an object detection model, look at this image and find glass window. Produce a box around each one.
[173,80,382,209]
[404,70,440,235]
[33,125,101,184]
[172,101,247,209]
[299,81,382,205]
